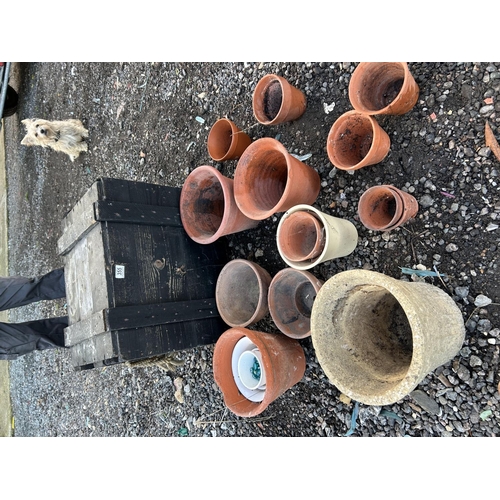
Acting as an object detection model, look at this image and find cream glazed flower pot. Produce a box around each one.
[276,204,358,270]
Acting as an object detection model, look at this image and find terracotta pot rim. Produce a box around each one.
[207,118,238,161]
[215,259,271,328]
[212,327,306,417]
[358,184,404,231]
[180,165,234,244]
[253,74,285,125]
[277,204,330,268]
[327,110,387,171]
[268,267,323,339]
[252,74,306,126]
[278,210,325,262]
[234,137,320,220]
[358,184,419,231]
[349,62,418,115]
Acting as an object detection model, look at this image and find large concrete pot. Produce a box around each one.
[180,165,259,244]
[348,62,420,115]
[252,73,306,125]
[310,270,465,405]
[213,327,306,417]
[234,138,320,220]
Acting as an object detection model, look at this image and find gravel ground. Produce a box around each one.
[3,62,500,437]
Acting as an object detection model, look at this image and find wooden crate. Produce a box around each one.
[58,178,229,370]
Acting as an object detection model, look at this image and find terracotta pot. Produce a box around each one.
[348,62,420,115]
[207,118,252,162]
[215,259,272,328]
[277,210,325,262]
[268,268,323,339]
[326,110,391,171]
[252,74,306,125]
[234,138,321,220]
[213,327,306,417]
[276,204,358,270]
[358,185,419,231]
[180,165,259,244]
[310,270,465,405]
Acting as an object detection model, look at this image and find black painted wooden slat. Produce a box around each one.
[94,200,181,226]
[106,298,219,330]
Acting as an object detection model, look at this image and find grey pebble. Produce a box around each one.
[455,286,469,299]
[455,364,471,382]
[410,390,441,416]
[489,328,500,338]
[420,194,434,208]
[446,243,459,252]
[480,105,495,115]
[469,355,482,368]
[474,294,492,307]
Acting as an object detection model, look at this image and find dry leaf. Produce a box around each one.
[485,121,500,163]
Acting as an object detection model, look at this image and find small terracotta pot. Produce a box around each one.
[277,204,358,270]
[252,74,306,125]
[207,118,252,162]
[268,268,323,339]
[234,138,320,220]
[348,62,420,115]
[358,185,419,231]
[278,210,325,262]
[327,110,391,171]
[215,259,272,328]
[180,165,259,244]
[213,327,306,417]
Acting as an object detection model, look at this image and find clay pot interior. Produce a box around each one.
[238,146,288,213]
[180,168,225,241]
[351,62,412,114]
[358,185,419,231]
[262,79,283,122]
[234,138,320,220]
[360,186,402,230]
[252,74,306,126]
[278,210,325,262]
[328,113,378,169]
[268,268,323,339]
[207,118,251,162]
[215,259,271,327]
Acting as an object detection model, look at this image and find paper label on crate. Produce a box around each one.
[115,265,125,279]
